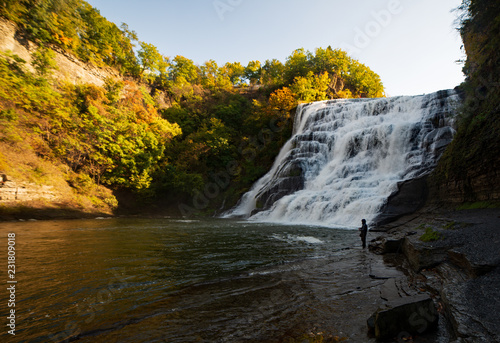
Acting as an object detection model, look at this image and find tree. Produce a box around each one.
[32,47,58,76]
[199,60,231,91]
[171,55,199,85]
[137,42,164,81]
[267,87,297,119]
[0,0,27,22]
[5,1,140,75]
[244,60,261,86]
[155,55,171,88]
[346,60,384,98]
[261,59,285,87]
[222,62,245,86]
[290,71,330,102]
[312,47,350,77]
[200,59,218,89]
[284,48,312,85]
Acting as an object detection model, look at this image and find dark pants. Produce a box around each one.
[361,234,367,248]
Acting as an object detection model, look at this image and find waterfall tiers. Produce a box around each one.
[224,90,462,228]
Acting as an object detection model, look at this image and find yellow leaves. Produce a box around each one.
[283,47,385,100]
[0,150,9,172]
[336,89,353,99]
[290,71,331,102]
[50,12,74,48]
[115,81,181,143]
[152,117,182,141]
[51,12,59,24]
[267,87,297,118]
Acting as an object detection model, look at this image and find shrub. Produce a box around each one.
[419,227,443,242]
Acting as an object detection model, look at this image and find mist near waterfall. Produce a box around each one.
[224,90,461,227]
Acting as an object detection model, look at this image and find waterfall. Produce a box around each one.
[224,90,461,228]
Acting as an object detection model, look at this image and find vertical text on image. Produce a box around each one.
[7,232,17,336]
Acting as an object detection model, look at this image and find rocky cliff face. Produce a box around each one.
[0,18,120,86]
[0,174,59,203]
[370,208,500,342]
[0,18,121,213]
[429,1,500,206]
[430,154,500,204]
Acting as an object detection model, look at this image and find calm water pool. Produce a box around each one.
[0,217,384,342]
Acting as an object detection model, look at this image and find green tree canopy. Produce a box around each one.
[244,60,262,86]
[222,62,246,86]
[137,42,165,81]
[261,59,285,87]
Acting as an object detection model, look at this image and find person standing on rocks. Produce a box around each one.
[359,219,368,249]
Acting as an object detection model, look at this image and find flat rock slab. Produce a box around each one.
[368,294,438,340]
[368,256,405,279]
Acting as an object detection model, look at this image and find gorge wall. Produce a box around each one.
[430,155,500,204]
[0,174,59,203]
[0,18,120,87]
[0,18,120,208]
[428,1,500,206]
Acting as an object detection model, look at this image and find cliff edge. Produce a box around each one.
[0,17,120,87]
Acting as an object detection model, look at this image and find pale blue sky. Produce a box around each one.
[86,0,465,96]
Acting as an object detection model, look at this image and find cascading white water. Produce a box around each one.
[224,90,461,228]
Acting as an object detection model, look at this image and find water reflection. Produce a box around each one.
[0,218,385,342]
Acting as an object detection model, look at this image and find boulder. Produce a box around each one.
[368,294,438,340]
[402,236,448,272]
[369,236,405,255]
[448,249,495,278]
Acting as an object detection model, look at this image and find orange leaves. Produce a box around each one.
[267,87,297,119]
[120,81,157,124]
[54,32,73,47]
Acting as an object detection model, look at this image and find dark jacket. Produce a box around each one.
[360,223,368,237]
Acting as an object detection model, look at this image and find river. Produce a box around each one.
[0,218,399,342]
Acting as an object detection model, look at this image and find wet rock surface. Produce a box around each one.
[254,168,304,212]
[369,207,500,342]
[374,176,429,226]
[402,236,449,272]
[368,294,438,340]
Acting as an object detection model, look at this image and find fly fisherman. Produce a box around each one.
[359,219,368,249]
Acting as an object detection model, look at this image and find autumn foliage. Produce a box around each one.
[0,0,386,214]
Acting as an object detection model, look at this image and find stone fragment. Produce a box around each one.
[368,294,438,340]
[369,236,405,254]
[448,249,495,278]
[402,237,448,272]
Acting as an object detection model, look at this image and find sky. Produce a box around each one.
[85,0,465,97]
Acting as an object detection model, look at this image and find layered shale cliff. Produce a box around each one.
[0,174,59,203]
[429,0,500,206]
[0,18,119,87]
[0,18,122,215]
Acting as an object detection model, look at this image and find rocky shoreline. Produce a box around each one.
[368,206,500,342]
